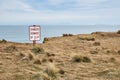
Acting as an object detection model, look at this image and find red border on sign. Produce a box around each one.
[29,25,41,41]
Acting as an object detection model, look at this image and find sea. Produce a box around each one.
[0,25,120,43]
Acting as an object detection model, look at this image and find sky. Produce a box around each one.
[0,0,120,25]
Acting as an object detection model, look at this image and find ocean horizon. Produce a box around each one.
[0,25,120,43]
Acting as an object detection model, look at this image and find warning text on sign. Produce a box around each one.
[29,26,40,41]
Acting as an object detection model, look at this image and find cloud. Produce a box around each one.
[0,0,37,12]
[44,0,108,9]
[0,0,120,25]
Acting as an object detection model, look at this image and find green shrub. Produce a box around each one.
[93,42,100,46]
[31,47,44,54]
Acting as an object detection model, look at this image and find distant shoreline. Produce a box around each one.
[0,30,120,44]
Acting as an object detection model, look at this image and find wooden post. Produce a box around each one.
[33,40,36,46]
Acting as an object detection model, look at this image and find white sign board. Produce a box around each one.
[29,25,40,41]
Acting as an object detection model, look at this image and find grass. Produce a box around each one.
[46,52,55,57]
[5,45,17,52]
[19,52,25,57]
[73,55,91,63]
[118,50,120,55]
[97,69,120,78]
[58,69,65,75]
[34,58,41,64]
[28,53,34,60]
[31,47,45,54]
[109,57,116,62]
[43,38,49,43]
[31,74,41,80]
[48,58,53,62]
[73,55,82,62]
[82,56,91,62]
[45,63,58,79]
[40,72,51,80]
[93,42,100,46]
[90,51,98,54]
[13,74,26,80]
[106,50,111,53]
[78,36,95,41]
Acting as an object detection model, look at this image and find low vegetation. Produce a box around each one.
[90,51,98,54]
[34,58,41,64]
[43,38,49,43]
[106,50,110,53]
[93,42,100,46]
[118,50,120,55]
[58,69,65,75]
[109,57,116,62]
[117,30,120,34]
[78,36,95,41]
[73,55,91,63]
[31,47,45,54]
[63,34,73,37]
[0,30,120,80]
[0,39,7,43]
[5,45,17,52]
[28,53,34,60]
[45,63,59,79]
[46,52,55,57]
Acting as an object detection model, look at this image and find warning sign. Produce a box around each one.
[29,25,40,41]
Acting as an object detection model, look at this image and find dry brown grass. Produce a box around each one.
[0,31,120,80]
[78,36,95,41]
[31,47,45,54]
[73,55,91,63]
[45,63,59,79]
[93,42,101,46]
[5,45,17,52]
[33,58,41,64]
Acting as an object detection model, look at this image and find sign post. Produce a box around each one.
[29,25,40,46]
